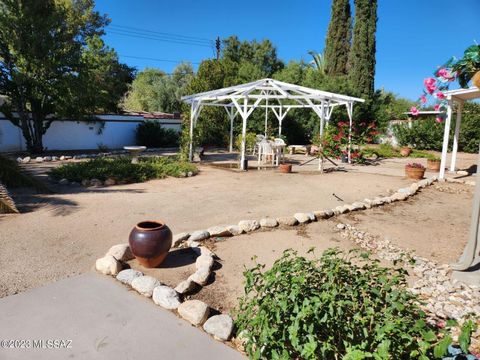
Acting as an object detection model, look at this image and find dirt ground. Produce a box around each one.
[0,153,475,299]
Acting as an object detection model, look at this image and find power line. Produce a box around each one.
[110,24,214,44]
[108,30,214,48]
[120,54,201,65]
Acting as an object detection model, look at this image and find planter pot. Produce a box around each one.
[427,159,441,171]
[400,147,412,157]
[278,163,292,173]
[129,220,172,268]
[405,166,425,180]
[473,71,480,88]
[341,154,349,163]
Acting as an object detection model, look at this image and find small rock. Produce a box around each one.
[95,255,122,275]
[116,269,143,285]
[336,223,346,230]
[81,179,91,187]
[152,286,181,310]
[457,170,468,176]
[51,156,58,161]
[175,279,197,294]
[207,226,232,237]
[238,220,260,232]
[226,225,244,236]
[106,244,134,261]
[196,254,214,271]
[104,178,116,186]
[35,156,43,163]
[324,209,334,217]
[276,216,298,226]
[189,267,211,286]
[187,171,194,177]
[189,230,210,242]
[313,210,329,219]
[173,232,190,247]
[259,218,278,228]
[43,156,52,162]
[131,276,161,297]
[190,246,214,257]
[22,156,31,163]
[203,314,234,341]
[16,157,23,163]
[293,213,311,223]
[59,178,69,185]
[59,156,66,161]
[177,300,210,326]
[90,178,103,187]
[351,202,366,210]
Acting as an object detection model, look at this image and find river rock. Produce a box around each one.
[43,156,52,162]
[190,246,214,257]
[173,232,190,247]
[293,213,311,223]
[207,226,232,237]
[59,178,69,185]
[188,267,211,286]
[238,220,260,232]
[152,286,181,310]
[81,179,90,187]
[35,156,44,163]
[90,178,103,187]
[22,157,31,163]
[196,254,214,271]
[226,225,244,236]
[174,279,197,294]
[177,300,210,326]
[104,178,116,186]
[189,230,210,242]
[203,314,234,341]
[313,210,329,219]
[276,216,298,226]
[95,255,122,275]
[131,276,161,297]
[106,243,134,261]
[16,157,22,163]
[116,269,143,285]
[259,218,278,228]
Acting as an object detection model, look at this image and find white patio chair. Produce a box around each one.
[257,140,276,166]
[253,134,265,156]
[273,138,286,165]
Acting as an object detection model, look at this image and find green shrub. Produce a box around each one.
[459,102,480,153]
[136,120,180,148]
[393,119,445,150]
[235,132,257,152]
[235,248,471,359]
[0,155,49,190]
[50,156,198,183]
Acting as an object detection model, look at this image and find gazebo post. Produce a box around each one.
[188,101,202,162]
[264,98,268,138]
[278,107,282,136]
[318,101,325,171]
[346,102,354,164]
[439,98,453,179]
[226,106,237,153]
[239,98,249,171]
[450,101,463,172]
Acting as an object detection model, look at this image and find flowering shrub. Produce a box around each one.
[406,162,425,169]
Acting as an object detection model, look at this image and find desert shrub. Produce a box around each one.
[0,155,48,190]
[136,120,180,148]
[361,144,437,160]
[235,248,475,359]
[50,156,197,183]
[393,120,444,150]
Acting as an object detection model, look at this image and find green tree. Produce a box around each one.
[348,0,378,99]
[0,0,134,153]
[324,0,352,76]
[122,62,194,113]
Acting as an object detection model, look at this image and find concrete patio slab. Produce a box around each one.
[0,272,244,360]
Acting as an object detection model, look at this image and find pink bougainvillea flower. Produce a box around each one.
[434,91,445,100]
[424,77,437,94]
[434,104,441,111]
[437,68,455,82]
[436,116,443,123]
[410,106,420,116]
[420,95,427,104]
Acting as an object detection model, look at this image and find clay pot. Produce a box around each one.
[129,220,172,268]
[279,163,292,173]
[427,159,441,171]
[473,71,480,88]
[405,166,425,180]
[400,147,412,157]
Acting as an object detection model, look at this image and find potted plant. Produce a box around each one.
[400,146,412,157]
[405,163,426,180]
[426,156,441,171]
[451,44,480,88]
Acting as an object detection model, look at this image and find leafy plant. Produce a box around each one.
[0,182,19,214]
[451,44,480,88]
[0,155,49,191]
[136,121,180,148]
[393,120,444,150]
[406,162,425,169]
[235,132,257,153]
[50,156,197,183]
[235,248,472,359]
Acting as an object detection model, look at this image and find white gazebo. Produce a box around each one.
[181,78,364,170]
[439,86,480,179]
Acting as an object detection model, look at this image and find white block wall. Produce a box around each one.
[0,114,182,152]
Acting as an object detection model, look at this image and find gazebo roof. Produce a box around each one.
[443,86,480,102]
[181,78,364,108]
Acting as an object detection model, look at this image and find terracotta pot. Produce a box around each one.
[279,163,292,173]
[129,220,172,268]
[405,166,425,180]
[427,159,441,171]
[473,71,480,88]
[400,147,412,157]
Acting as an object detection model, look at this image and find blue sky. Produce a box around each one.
[95,0,479,101]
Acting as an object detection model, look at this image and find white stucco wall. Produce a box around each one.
[0,114,182,152]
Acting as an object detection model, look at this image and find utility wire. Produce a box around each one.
[108,30,213,48]
[110,24,214,44]
[120,54,201,65]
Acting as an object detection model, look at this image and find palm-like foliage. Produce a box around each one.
[308,51,327,76]
[0,182,18,214]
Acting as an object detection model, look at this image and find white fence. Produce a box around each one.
[0,114,182,152]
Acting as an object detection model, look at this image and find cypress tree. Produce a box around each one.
[324,0,352,76]
[348,0,377,99]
